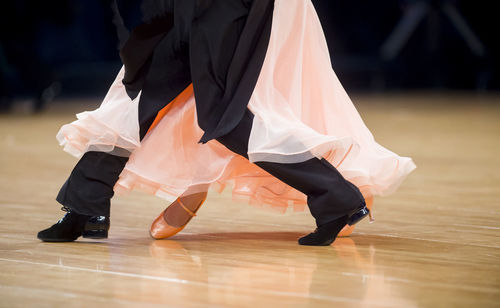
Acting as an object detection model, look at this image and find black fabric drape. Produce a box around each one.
[113,0,274,143]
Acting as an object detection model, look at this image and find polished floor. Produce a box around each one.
[0,93,499,307]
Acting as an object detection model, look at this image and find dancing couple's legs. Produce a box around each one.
[38,106,367,245]
[149,109,368,243]
[38,4,368,243]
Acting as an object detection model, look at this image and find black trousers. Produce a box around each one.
[57,108,365,226]
[216,109,365,226]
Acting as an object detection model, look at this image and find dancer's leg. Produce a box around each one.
[38,41,192,241]
[216,109,367,245]
[217,110,365,225]
[56,151,129,217]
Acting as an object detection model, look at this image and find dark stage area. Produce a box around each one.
[0,0,499,112]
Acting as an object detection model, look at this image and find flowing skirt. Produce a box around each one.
[57,0,416,213]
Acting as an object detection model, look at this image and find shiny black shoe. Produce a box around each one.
[347,206,370,225]
[37,207,110,242]
[298,205,370,246]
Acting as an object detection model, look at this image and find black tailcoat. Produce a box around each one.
[113,0,274,142]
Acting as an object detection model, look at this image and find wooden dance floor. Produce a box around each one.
[0,93,499,307]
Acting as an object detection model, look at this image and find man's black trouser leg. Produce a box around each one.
[56,152,128,216]
[216,110,366,226]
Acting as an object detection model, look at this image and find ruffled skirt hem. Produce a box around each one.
[55,0,416,213]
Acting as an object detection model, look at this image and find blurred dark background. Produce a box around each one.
[0,0,498,112]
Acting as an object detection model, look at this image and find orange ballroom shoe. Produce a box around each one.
[150,192,207,239]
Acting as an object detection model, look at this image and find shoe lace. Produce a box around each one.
[57,206,71,223]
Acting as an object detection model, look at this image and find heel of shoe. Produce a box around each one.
[347,206,370,226]
[82,216,109,239]
[82,229,108,239]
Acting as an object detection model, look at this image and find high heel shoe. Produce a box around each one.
[150,192,207,240]
[298,204,371,246]
[37,207,109,242]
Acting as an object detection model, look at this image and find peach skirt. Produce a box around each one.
[57,0,416,213]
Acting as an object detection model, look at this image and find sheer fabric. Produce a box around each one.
[246,0,416,197]
[56,67,140,158]
[56,0,415,212]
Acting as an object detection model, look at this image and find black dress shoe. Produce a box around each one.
[298,205,370,246]
[37,207,110,242]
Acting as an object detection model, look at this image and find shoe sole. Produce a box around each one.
[82,230,108,239]
[37,237,79,242]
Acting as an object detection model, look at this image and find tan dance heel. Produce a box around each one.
[150,193,207,239]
